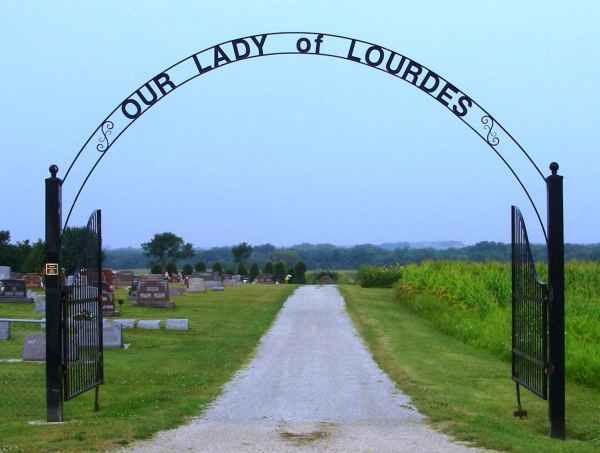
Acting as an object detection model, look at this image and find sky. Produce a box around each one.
[0,1,598,248]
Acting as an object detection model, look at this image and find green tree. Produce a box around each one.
[232,242,253,263]
[182,264,193,276]
[212,262,223,275]
[264,261,274,275]
[61,227,89,275]
[294,261,307,283]
[166,262,178,275]
[249,263,260,281]
[23,240,45,273]
[238,263,248,276]
[195,261,206,272]
[274,262,286,282]
[150,263,163,274]
[141,232,194,271]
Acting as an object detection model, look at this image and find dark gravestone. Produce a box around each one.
[0,279,31,303]
[23,273,43,289]
[136,278,174,308]
[22,335,45,361]
[0,321,10,341]
[115,271,134,288]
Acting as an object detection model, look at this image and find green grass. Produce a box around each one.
[0,284,295,452]
[340,285,600,453]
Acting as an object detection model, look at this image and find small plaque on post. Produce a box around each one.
[45,263,59,276]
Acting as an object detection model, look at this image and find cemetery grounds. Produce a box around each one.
[0,284,295,452]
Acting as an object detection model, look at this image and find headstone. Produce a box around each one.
[102,269,115,287]
[113,319,136,329]
[256,275,274,284]
[0,279,31,303]
[136,277,174,308]
[211,286,225,292]
[103,325,123,349]
[22,335,45,361]
[165,319,189,331]
[187,278,206,293]
[137,320,160,330]
[169,287,186,297]
[34,294,46,313]
[0,321,10,340]
[23,273,43,289]
[101,290,119,317]
[115,271,135,287]
[204,280,221,290]
[0,266,10,279]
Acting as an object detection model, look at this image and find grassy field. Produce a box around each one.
[396,261,600,388]
[0,284,295,452]
[341,285,600,452]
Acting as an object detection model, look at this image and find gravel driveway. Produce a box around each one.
[125,285,480,452]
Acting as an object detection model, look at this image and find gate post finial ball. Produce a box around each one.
[550,162,559,176]
[49,165,59,178]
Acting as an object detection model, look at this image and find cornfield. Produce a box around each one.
[394,261,600,389]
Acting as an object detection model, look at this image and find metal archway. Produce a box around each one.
[58,32,548,239]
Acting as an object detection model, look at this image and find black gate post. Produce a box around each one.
[45,165,64,422]
[546,162,565,439]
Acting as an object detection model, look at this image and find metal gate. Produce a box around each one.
[62,210,104,402]
[511,206,549,414]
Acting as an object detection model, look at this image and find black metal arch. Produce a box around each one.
[60,32,548,240]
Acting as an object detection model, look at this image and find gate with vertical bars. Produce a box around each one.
[511,205,549,415]
[62,210,104,404]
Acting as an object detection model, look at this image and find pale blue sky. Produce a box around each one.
[0,1,598,247]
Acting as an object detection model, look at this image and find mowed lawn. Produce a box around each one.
[340,285,600,453]
[0,284,295,452]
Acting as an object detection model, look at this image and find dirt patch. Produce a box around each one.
[279,429,330,445]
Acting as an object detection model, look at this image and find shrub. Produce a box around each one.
[357,265,403,288]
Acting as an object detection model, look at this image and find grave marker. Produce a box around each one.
[137,320,161,329]
[103,325,124,349]
[135,277,174,308]
[187,277,206,293]
[22,335,45,361]
[0,321,10,340]
[166,319,189,331]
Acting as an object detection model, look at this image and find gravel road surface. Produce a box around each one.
[125,285,480,452]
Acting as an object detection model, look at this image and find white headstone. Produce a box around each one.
[165,319,189,331]
[22,335,45,361]
[0,321,10,340]
[0,266,10,279]
[34,295,46,313]
[103,325,124,349]
[187,278,206,293]
[137,320,160,330]
[204,280,221,289]
[113,319,136,329]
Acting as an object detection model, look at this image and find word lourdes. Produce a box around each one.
[119,33,473,122]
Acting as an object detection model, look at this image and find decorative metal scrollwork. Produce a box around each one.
[481,115,500,147]
[96,121,114,152]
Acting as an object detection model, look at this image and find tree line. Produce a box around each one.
[141,233,307,283]
[3,227,600,276]
[107,239,600,270]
